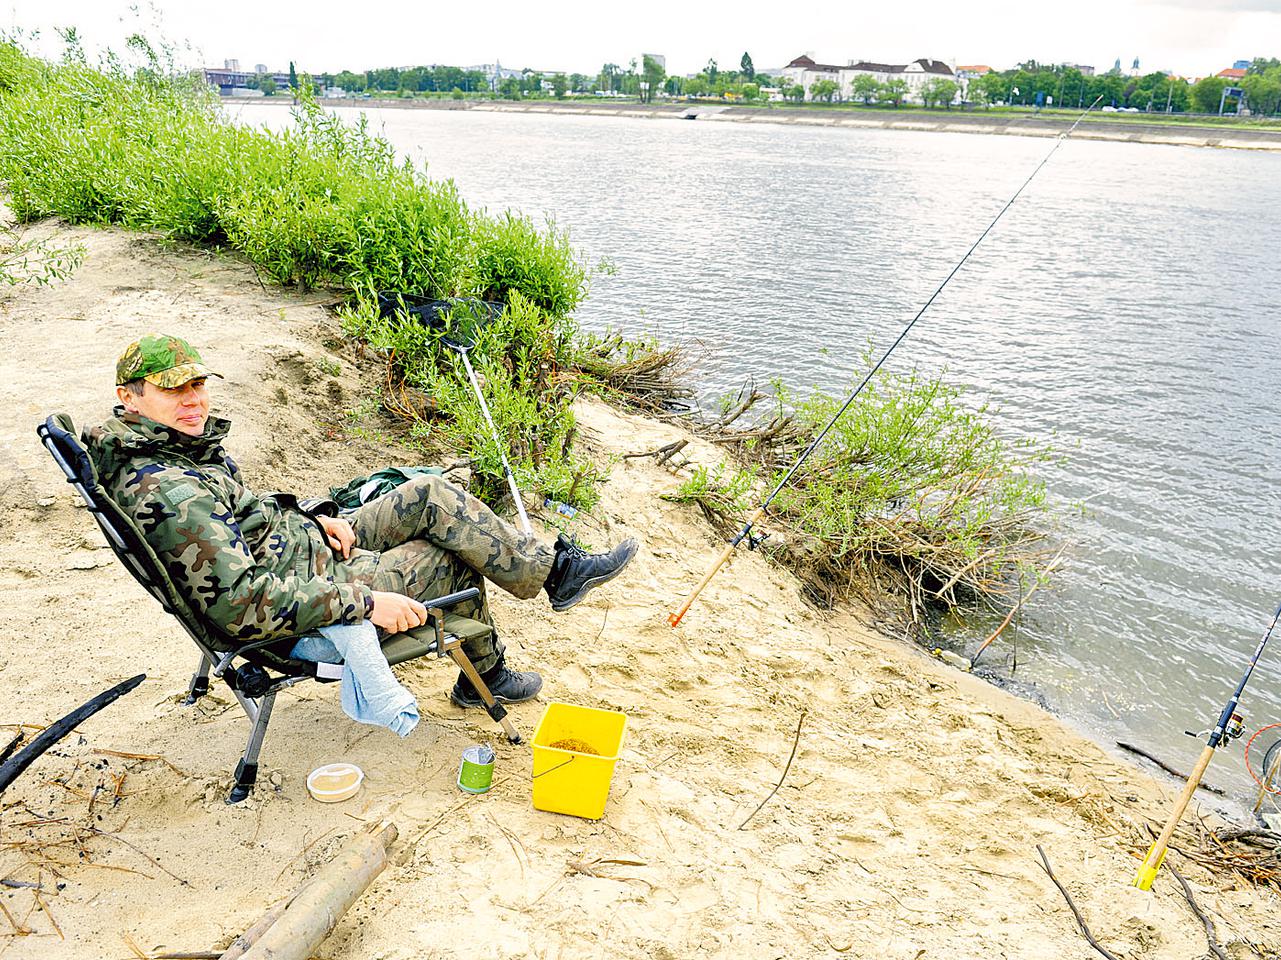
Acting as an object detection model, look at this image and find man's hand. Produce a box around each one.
[317,515,356,559]
[369,591,429,634]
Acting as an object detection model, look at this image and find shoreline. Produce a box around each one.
[1,217,1277,957]
[227,95,1281,152]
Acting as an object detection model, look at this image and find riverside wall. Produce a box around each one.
[226,95,1281,151]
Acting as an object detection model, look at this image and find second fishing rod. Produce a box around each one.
[668,97,1105,628]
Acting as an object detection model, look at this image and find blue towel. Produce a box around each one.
[291,621,419,737]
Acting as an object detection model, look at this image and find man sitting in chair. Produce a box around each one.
[85,334,638,706]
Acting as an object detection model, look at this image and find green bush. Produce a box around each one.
[0,40,602,514]
[669,362,1054,618]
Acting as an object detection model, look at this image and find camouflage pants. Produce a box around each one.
[347,474,554,674]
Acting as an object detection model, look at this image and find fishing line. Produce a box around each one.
[669,96,1105,627]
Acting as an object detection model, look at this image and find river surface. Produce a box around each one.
[236,103,1281,805]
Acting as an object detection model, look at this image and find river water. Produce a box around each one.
[237,104,1281,804]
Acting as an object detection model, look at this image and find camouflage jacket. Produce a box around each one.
[85,411,377,645]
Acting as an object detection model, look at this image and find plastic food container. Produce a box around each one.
[306,762,364,803]
[531,702,627,820]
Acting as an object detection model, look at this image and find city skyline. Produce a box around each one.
[3,0,1275,81]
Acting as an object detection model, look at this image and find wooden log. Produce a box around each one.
[234,822,397,960]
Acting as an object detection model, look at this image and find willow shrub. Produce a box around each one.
[670,364,1055,619]
[0,40,599,511]
[340,292,607,509]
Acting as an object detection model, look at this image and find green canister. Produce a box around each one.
[457,744,495,794]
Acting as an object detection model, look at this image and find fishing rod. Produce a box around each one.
[1132,599,1281,890]
[668,96,1105,628]
[377,294,533,536]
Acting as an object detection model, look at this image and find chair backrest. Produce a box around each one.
[38,414,236,654]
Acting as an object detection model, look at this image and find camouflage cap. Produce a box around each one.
[116,334,223,388]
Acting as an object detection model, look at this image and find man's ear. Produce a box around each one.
[116,384,138,412]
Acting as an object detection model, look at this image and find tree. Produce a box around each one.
[552,74,568,99]
[851,73,879,105]
[741,82,760,101]
[685,75,709,97]
[258,74,277,97]
[641,54,665,103]
[1242,71,1281,115]
[740,52,754,80]
[1190,75,1228,113]
[706,58,718,86]
[598,63,620,93]
[569,73,588,93]
[288,61,298,91]
[334,70,364,92]
[920,77,958,108]
[499,76,521,99]
[974,71,1007,106]
[809,78,839,102]
[786,82,805,103]
[877,77,908,106]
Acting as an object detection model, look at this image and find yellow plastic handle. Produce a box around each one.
[1131,842,1166,890]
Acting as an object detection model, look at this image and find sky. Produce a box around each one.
[3,0,1278,79]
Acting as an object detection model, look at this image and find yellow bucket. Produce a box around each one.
[531,701,628,820]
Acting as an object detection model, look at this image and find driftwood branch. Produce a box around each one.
[623,439,688,462]
[737,710,806,830]
[1035,845,1121,960]
[1169,867,1229,960]
[1116,742,1227,797]
[230,821,397,960]
[0,674,146,794]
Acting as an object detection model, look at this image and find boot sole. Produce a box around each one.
[549,539,639,612]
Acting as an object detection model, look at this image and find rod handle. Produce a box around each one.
[1131,742,1215,890]
[668,507,765,627]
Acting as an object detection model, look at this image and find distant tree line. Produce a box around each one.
[968,58,1281,115]
[291,54,1280,115]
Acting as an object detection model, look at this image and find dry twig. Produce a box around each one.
[1169,867,1229,960]
[737,710,807,830]
[1034,845,1120,960]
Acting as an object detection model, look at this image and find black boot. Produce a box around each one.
[450,660,543,708]
[544,534,638,612]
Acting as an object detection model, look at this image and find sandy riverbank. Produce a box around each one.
[1,218,1277,958]
[226,95,1281,152]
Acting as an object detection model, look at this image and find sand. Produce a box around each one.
[1,219,1277,959]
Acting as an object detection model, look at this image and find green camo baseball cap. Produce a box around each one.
[116,334,222,388]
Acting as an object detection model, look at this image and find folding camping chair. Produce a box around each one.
[38,414,521,804]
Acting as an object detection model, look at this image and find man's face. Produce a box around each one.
[116,378,211,437]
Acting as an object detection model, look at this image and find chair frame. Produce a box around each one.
[39,414,519,804]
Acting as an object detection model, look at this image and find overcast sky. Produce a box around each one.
[4,0,1277,79]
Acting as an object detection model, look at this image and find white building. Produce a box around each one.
[782,54,956,103]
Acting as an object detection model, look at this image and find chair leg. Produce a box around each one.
[227,691,275,804]
[183,655,211,706]
[446,646,522,744]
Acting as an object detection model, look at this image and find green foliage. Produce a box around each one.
[0,222,84,286]
[0,40,604,512]
[852,74,879,105]
[1191,76,1230,113]
[340,291,602,509]
[921,78,959,109]
[670,363,1054,615]
[809,78,840,103]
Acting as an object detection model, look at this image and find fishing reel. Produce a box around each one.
[1184,712,1246,747]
